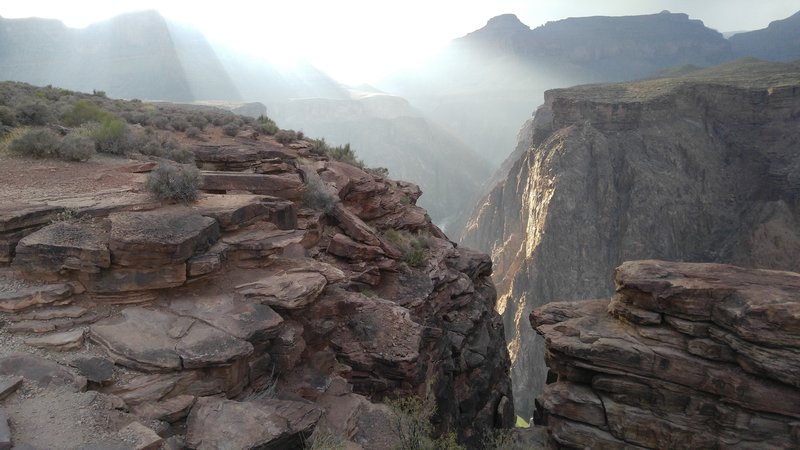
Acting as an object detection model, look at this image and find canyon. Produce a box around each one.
[462,58,800,418]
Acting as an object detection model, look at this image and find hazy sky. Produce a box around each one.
[3,1,798,84]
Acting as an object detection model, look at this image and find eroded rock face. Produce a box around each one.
[532,260,800,449]
[461,59,800,416]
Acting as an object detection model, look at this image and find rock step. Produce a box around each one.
[0,284,73,313]
[12,221,110,276]
[199,171,304,201]
[24,328,85,351]
[6,310,102,334]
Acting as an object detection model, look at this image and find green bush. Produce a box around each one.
[9,128,60,158]
[383,229,428,268]
[257,114,279,135]
[58,131,95,161]
[188,114,207,130]
[166,147,194,164]
[92,117,129,154]
[61,100,111,126]
[328,143,362,167]
[303,429,347,450]
[145,164,200,204]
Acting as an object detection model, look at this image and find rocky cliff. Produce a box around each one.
[461,58,800,417]
[730,10,800,62]
[0,92,512,448]
[532,260,800,449]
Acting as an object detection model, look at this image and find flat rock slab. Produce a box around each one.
[90,307,253,372]
[25,328,85,351]
[130,394,196,423]
[0,354,86,392]
[0,203,62,232]
[0,376,23,401]
[192,194,270,231]
[0,408,10,450]
[70,357,115,385]
[327,233,385,261]
[199,172,304,201]
[80,264,187,293]
[109,210,220,267]
[169,293,283,342]
[235,272,327,310]
[0,284,73,313]
[185,397,322,450]
[13,222,110,274]
[14,305,88,321]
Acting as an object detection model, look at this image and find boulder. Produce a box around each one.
[223,225,306,262]
[70,357,115,385]
[185,397,322,450]
[533,260,800,449]
[90,307,253,372]
[131,394,196,422]
[117,422,162,450]
[0,376,23,401]
[108,210,219,267]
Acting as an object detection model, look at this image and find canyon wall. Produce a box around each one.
[461,58,800,416]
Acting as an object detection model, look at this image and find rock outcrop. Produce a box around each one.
[532,260,800,449]
[461,58,800,417]
[0,113,512,448]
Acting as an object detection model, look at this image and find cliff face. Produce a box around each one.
[730,10,800,62]
[0,89,512,449]
[461,58,800,417]
[532,260,800,449]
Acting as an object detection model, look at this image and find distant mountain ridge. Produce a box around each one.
[730,10,800,61]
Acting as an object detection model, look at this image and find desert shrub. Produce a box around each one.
[211,116,226,126]
[482,429,527,450]
[309,138,328,156]
[9,128,60,158]
[92,89,107,98]
[303,173,337,213]
[387,396,464,450]
[274,129,297,144]
[166,146,194,163]
[152,115,170,130]
[383,229,428,268]
[296,130,305,140]
[328,143,363,167]
[0,105,17,126]
[186,126,201,139]
[222,122,240,137]
[366,166,389,178]
[145,164,199,204]
[92,117,131,154]
[122,110,149,125]
[302,429,347,450]
[58,131,95,161]
[61,100,111,126]
[188,114,207,130]
[171,118,190,132]
[16,101,53,125]
[256,114,279,135]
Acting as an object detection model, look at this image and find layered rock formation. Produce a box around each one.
[461,58,800,416]
[730,10,800,62]
[532,260,800,449]
[0,114,512,448]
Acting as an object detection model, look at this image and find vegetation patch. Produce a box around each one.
[383,229,429,267]
[145,164,200,204]
[9,128,60,158]
[58,130,96,161]
[387,396,464,450]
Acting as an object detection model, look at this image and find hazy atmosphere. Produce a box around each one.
[4,0,798,84]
